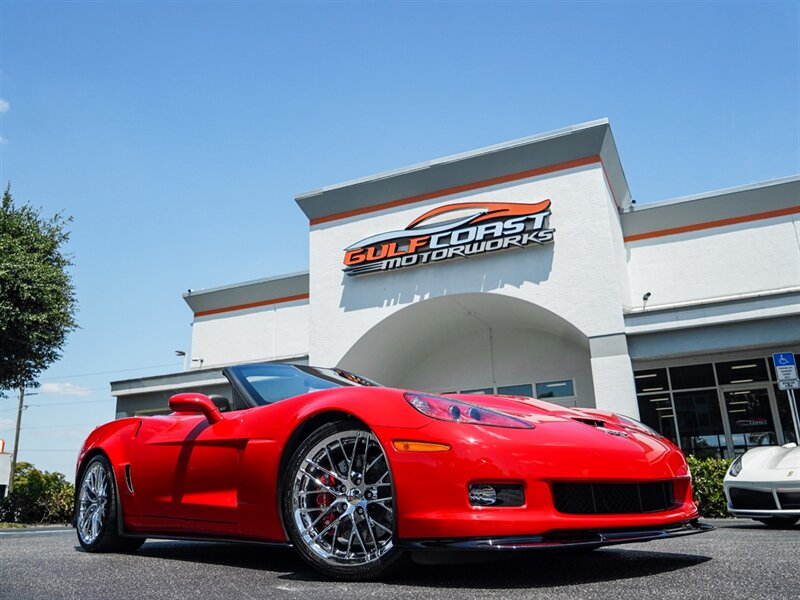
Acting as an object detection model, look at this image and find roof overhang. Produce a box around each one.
[295,119,632,225]
[182,271,309,318]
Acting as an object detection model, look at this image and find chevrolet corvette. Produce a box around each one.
[75,363,710,579]
[724,443,799,528]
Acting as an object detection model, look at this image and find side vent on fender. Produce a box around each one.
[124,464,134,494]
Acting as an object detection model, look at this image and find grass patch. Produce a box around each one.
[0,522,29,529]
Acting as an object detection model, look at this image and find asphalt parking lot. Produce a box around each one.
[0,519,797,600]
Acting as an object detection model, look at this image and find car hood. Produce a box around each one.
[739,443,800,472]
[443,392,627,428]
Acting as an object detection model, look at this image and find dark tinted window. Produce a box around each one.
[774,384,798,445]
[637,394,677,443]
[498,384,534,397]
[536,380,575,398]
[462,387,494,395]
[715,359,768,385]
[634,368,669,394]
[723,388,777,451]
[673,389,726,458]
[669,364,715,390]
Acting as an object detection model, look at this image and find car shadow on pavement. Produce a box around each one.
[126,540,310,573]
[372,548,712,589]
[123,540,711,588]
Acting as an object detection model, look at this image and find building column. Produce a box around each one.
[588,333,639,418]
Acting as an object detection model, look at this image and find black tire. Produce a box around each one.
[755,516,799,529]
[75,455,146,553]
[281,420,405,580]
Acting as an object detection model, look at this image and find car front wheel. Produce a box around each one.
[282,421,403,580]
[76,455,145,553]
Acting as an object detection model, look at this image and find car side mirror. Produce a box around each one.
[208,394,232,413]
[168,393,223,424]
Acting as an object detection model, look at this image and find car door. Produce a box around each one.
[129,412,242,525]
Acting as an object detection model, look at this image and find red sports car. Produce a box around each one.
[75,363,710,579]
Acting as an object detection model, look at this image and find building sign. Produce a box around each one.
[342,200,555,276]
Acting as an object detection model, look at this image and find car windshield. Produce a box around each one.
[228,363,380,406]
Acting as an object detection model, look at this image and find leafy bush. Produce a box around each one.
[0,462,75,524]
[687,454,732,518]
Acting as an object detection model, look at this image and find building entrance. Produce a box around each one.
[720,385,782,456]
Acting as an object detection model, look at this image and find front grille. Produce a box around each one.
[728,487,777,510]
[777,491,800,509]
[552,481,674,515]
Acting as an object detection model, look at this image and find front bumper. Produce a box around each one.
[398,519,713,551]
[724,479,800,518]
[375,420,699,539]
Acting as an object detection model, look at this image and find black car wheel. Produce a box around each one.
[76,455,145,553]
[282,420,404,580]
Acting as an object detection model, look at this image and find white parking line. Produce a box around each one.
[0,528,72,535]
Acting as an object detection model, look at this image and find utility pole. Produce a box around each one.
[8,386,24,495]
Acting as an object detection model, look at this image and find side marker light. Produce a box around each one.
[392,440,451,452]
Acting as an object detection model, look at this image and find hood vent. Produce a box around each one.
[572,418,605,428]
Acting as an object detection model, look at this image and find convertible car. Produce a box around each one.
[75,363,709,579]
[724,443,800,528]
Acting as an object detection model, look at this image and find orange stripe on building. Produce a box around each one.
[309,155,603,225]
[194,293,309,317]
[623,205,800,243]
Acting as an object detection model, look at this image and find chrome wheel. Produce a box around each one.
[77,461,109,545]
[291,429,394,566]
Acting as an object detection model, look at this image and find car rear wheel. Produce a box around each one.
[754,516,799,529]
[76,455,145,553]
[282,421,403,580]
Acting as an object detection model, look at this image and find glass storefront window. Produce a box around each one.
[715,359,768,386]
[673,390,727,458]
[462,387,493,395]
[636,394,677,443]
[535,380,574,398]
[669,364,715,390]
[723,388,777,453]
[634,368,669,394]
[774,384,799,445]
[497,383,534,397]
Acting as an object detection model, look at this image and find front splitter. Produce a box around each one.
[398,519,713,552]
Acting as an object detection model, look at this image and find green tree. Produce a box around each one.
[0,185,77,391]
[0,462,75,523]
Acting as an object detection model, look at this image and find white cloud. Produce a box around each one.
[0,136,7,145]
[40,382,91,397]
[0,99,8,113]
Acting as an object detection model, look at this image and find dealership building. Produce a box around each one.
[112,119,800,459]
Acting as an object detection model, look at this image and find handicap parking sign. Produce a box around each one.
[773,352,798,383]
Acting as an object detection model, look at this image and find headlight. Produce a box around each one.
[404,392,533,429]
[729,455,743,477]
[615,414,661,437]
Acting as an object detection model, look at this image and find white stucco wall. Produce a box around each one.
[626,214,800,308]
[307,162,639,414]
[404,327,594,408]
[190,301,309,367]
[309,164,630,364]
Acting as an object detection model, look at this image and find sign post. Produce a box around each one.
[773,352,800,444]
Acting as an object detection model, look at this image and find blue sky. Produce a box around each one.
[0,2,797,480]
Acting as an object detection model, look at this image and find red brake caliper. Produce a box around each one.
[316,475,336,529]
